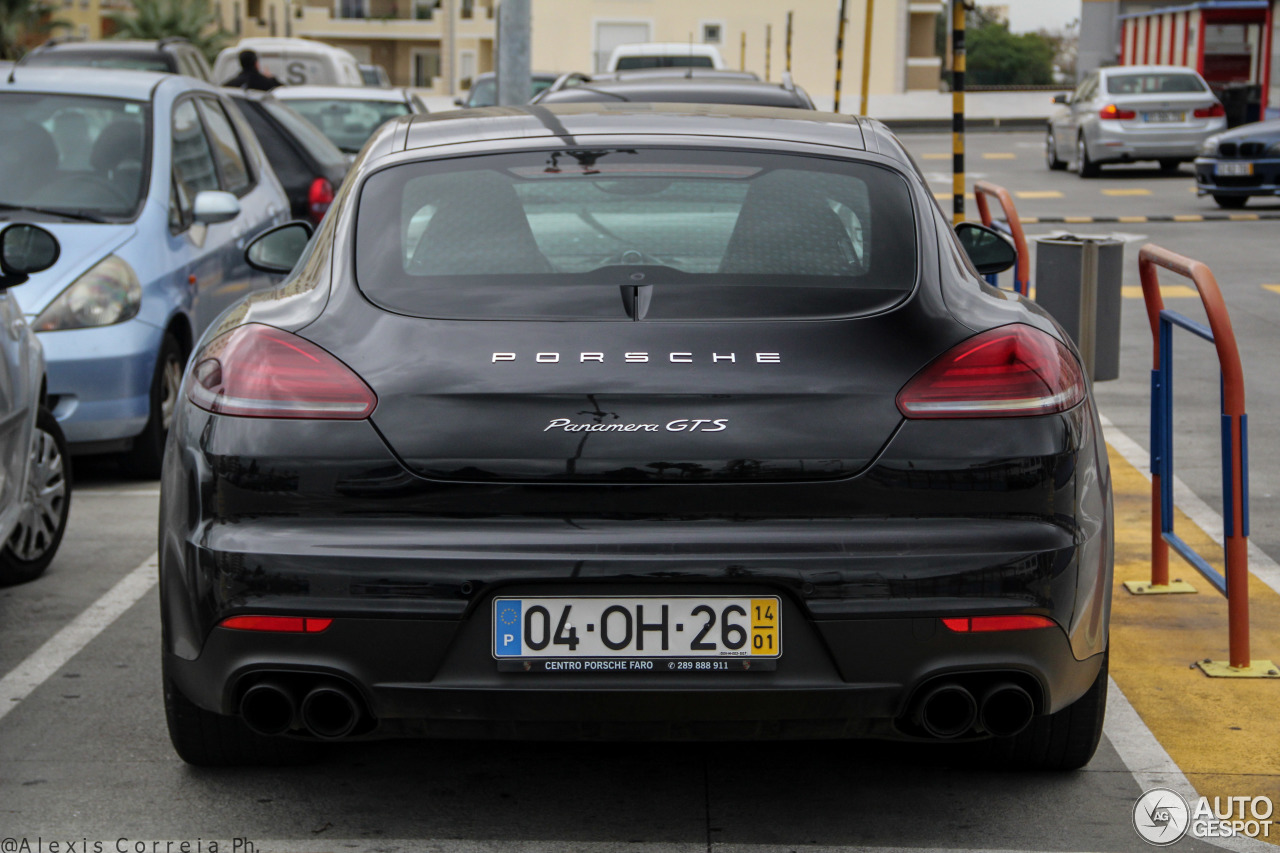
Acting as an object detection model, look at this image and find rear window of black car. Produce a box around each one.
[354,148,918,321]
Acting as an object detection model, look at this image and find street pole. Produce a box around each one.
[786,11,793,73]
[740,30,747,72]
[834,0,848,112]
[765,24,772,81]
[951,0,969,225]
[496,0,531,106]
[858,0,874,116]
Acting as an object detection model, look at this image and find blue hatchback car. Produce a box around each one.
[0,68,289,474]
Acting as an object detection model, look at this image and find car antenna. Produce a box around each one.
[6,38,48,83]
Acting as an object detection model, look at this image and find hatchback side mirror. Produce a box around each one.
[955,222,1017,276]
[0,223,60,288]
[245,221,313,274]
[193,190,241,225]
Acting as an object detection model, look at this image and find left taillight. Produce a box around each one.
[1194,102,1226,119]
[1099,103,1137,120]
[186,323,376,419]
[896,325,1086,419]
[308,176,335,224]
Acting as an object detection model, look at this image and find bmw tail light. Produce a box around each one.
[308,176,335,224]
[942,615,1056,632]
[1098,103,1137,120]
[219,615,333,632]
[1194,102,1226,119]
[187,324,376,419]
[896,325,1086,419]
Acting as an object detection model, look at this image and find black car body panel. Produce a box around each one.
[159,105,1112,754]
[1194,118,1280,203]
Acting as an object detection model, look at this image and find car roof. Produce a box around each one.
[588,68,760,83]
[273,84,409,101]
[0,66,177,98]
[611,43,720,54]
[1101,65,1204,75]
[397,102,868,154]
[469,71,561,83]
[35,39,176,53]
[224,38,356,58]
[537,77,809,108]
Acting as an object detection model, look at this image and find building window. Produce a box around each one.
[702,23,722,45]
[337,0,367,19]
[413,47,442,86]
[413,0,440,20]
[460,0,474,19]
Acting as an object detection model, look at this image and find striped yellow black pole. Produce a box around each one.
[834,0,849,112]
[951,0,967,225]
[786,11,793,72]
[766,24,772,81]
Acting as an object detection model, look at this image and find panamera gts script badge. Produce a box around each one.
[545,418,728,433]
[492,352,781,364]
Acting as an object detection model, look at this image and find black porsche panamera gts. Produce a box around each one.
[159,103,1113,769]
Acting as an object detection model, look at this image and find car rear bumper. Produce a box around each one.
[39,319,161,446]
[1090,121,1223,162]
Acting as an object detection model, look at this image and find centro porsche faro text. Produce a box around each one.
[492,352,782,364]
[544,418,728,432]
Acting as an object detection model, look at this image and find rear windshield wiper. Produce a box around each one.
[0,203,107,224]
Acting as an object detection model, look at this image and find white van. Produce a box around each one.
[214,38,363,87]
[606,43,726,72]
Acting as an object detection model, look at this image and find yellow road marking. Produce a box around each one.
[982,152,1016,160]
[1014,190,1064,199]
[922,153,951,160]
[1108,444,1280,815]
[1122,285,1200,299]
[1102,188,1153,196]
[1022,217,1040,223]
[1264,284,1280,295]
[1230,214,1261,221]
[1174,214,1204,222]
[1063,216,1094,223]
[1118,216,1149,223]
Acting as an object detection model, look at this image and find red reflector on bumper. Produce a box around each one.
[219,616,333,633]
[942,615,1056,633]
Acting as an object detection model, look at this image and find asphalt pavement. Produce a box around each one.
[2,131,1278,853]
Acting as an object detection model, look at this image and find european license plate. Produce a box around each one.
[1217,162,1254,176]
[492,596,781,659]
[1143,111,1185,123]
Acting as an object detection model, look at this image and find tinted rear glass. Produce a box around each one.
[25,49,170,73]
[260,100,347,173]
[355,148,918,321]
[616,56,716,70]
[282,97,410,152]
[1106,73,1206,94]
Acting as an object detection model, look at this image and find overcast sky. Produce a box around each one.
[978,0,1083,34]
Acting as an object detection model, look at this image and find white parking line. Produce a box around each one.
[0,553,157,725]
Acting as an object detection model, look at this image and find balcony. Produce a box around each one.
[297,5,446,40]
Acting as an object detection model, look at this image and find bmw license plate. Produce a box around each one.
[493,596,781,661]
[1216,162,1254,176]
[1143,111,1185,122]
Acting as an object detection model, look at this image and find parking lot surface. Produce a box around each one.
[2,130,1279,852]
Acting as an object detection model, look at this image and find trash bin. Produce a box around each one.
[1033,235,1123,382]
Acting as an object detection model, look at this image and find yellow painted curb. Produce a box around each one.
[1108,442,1280,843]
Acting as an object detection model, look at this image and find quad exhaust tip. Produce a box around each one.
[978,682,1035,738]
[239,681,296,736]
[300,684,361,739]
[914,683,978,739]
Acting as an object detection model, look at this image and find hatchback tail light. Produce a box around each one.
[1099,103,1137,120]
[219,615,333,633]
[896,325,1086,419]
[1194,102,1226,119]
[308,176,335,224]
[942,615,1056,633]
[187,323,376,419]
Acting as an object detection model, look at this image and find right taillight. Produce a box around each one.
[1099,103,1137,120]
[896,325,1085,419]
[186,323,376,419]
[308,176,335,224]
[1194,102,1225,119]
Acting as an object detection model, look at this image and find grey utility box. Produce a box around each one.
[1033,235,1124,382]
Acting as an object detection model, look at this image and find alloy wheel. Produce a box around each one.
[159,353,183,432]
[8,425,69,563]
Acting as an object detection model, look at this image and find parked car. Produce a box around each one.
[606,42,726,71]
[21,37,214,82]
[160,103,1113,771]
[359,64,390,88]
[0,223,70,585]
[224,90,349,224]
[213,38,362,87]
[273,84,427,157]
[0,68,290,476]
[1046,65,1226,176]
[532,71,815,109]
[1194,118,1280,208]
[456,71,560,108]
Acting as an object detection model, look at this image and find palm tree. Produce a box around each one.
[105,0,231,63]
[0,0,66,60]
